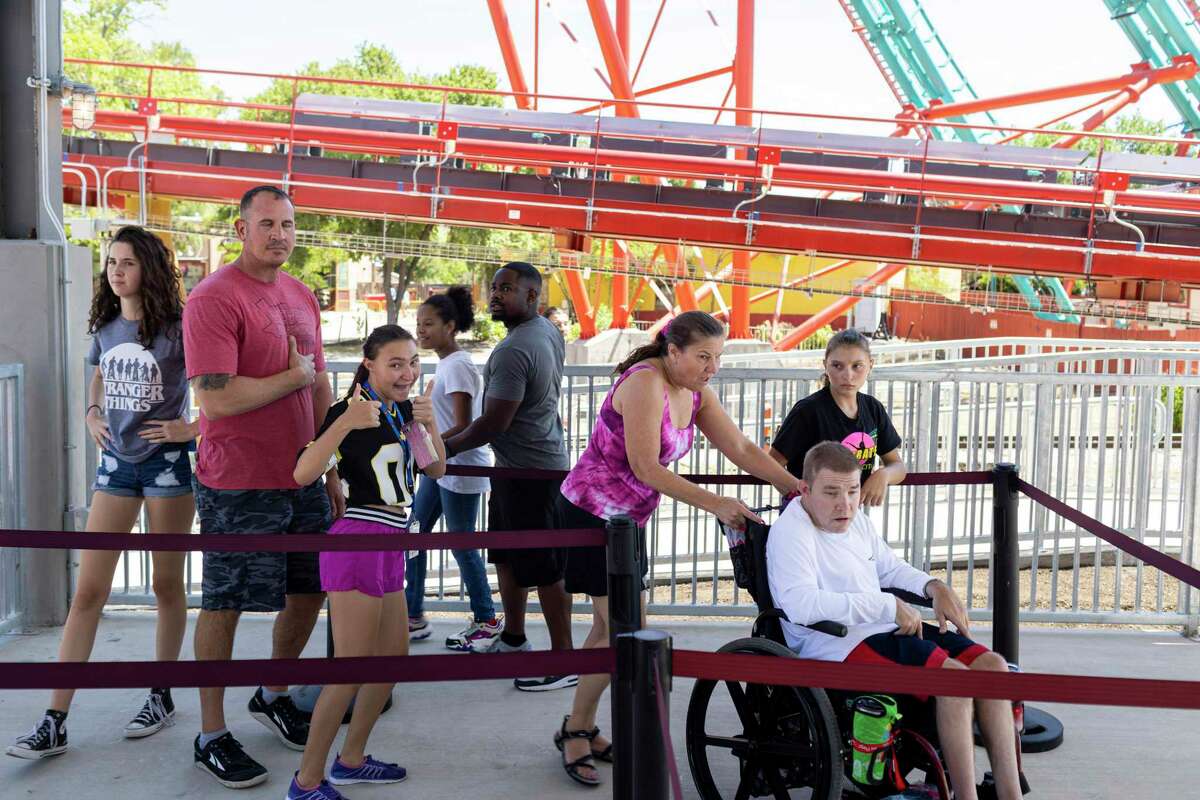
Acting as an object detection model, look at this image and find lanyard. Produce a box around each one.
[360,381,410,462]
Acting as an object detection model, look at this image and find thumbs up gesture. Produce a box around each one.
[411,380,435,427]
[343,383,382,430]
[288,335,316,387]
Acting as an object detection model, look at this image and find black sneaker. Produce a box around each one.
[123,688,176,739]
[193,732,268,789]
[5,714,68,760]
[248,688,308,751]
[513,674,579,692]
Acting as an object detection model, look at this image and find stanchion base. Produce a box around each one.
[292,685,394,724]
[1017,706,1064,753]
[972,706,1064,753]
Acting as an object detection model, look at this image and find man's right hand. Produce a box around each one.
[289,335,316,387]
[894,599,923,637]
[341,384,382,430]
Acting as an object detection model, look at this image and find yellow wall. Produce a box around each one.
[546,250,887,318]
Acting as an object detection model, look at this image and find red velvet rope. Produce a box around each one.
[0,529,607,552]
[1017,478,1200,590]
[443,464,992,486]
[672,649,1200,710]
[0,648,615,690]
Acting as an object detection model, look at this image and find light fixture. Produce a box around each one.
[26,73,98,131]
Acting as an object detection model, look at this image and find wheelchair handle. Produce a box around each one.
[758,608,848,639]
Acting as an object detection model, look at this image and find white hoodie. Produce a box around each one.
[766,499,933,662]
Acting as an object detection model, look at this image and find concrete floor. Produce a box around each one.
[1,612,1197,799]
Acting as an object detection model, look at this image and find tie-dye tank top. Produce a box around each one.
[561,363,702,525]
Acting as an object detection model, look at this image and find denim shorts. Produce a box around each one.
[92,444,194,499]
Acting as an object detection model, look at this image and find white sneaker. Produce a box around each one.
[408,616,432,642]
[449,617,504,652]
[482,636,532,654]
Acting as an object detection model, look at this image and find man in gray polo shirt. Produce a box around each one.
[443,262,575,692]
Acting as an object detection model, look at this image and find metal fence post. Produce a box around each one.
[626,629,672,800]
[608,514,643,800]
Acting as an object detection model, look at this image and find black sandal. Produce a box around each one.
[552,716,613,763]
[554,716,601,787]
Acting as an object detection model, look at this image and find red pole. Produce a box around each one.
[533,0,540,110]
[585,0,638,118]
[773,262,907,351]
[916,56,1197,121]
[616,0,630,61]
[610,239,631,329]
[1053,77,1154,149]
[730,0,754,339]
[486,0,535,110]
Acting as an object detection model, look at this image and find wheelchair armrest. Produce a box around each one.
[757,608,847,638]
[883,587,933,609]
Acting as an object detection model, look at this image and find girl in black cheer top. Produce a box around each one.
[769,328,906,507]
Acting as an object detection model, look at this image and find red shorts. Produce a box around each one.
[846,623,990,701]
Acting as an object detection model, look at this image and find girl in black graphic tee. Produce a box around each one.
[769,329,906,506]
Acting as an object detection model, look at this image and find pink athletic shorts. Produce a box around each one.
[319,508,408,597]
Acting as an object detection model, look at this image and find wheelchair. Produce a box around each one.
[684,513,1030,800]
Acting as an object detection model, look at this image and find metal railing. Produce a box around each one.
[99,354,1200,631]
[0,365,25,634]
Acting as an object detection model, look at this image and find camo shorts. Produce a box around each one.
[195,478,332,612]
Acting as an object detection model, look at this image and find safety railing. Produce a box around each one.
[92,357,1200,632]
[0,364,25,635]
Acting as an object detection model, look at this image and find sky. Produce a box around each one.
[125,1,1186,136]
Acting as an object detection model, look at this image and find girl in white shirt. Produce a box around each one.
[409,286,502,652]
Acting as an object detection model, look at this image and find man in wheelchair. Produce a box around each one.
[766,442,1023,800]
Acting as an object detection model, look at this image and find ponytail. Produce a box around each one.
[614,310,725,375]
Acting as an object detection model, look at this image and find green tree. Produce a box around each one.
[63,0,225,119]
[244,43,504,320]
[1017,112,1176,158]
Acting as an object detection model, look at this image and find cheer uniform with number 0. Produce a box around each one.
[307,392,420,597]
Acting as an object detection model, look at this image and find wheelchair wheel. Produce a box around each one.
[685,637,843,800]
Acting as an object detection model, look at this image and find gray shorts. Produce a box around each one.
[195,478,332,612]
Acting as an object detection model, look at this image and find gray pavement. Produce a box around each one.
[1,612,1197,799]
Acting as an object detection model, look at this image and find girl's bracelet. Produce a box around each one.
[86,404,102,416]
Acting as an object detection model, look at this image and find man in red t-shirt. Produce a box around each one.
[183,186,344,790]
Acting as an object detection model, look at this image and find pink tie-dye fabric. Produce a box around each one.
[561,364,701,525]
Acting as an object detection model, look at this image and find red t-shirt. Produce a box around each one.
[183,264,326,490]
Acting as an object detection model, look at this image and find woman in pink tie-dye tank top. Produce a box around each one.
[550,311,802,788]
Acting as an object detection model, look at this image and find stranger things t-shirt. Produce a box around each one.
[183,264,326,490]
[772,385,901,483]
[87,318,189,463]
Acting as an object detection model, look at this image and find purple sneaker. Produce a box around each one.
[328,754,408,785]
[286,774,346,799]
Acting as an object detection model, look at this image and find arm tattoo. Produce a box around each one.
[193,373,232,391]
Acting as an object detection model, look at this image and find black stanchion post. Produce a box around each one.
[628,629,672,800]
[990,462,1064,755]
[991,462,1019,664]
[608,514,643,800]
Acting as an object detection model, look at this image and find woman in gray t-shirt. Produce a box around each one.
[6,227,197,761]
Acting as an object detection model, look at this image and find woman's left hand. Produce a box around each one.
[773,475,802,499]
[860,470,890,507]
[138,417,195,444]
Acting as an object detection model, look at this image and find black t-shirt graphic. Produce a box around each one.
[306,399,419,516]
[772,385,901,483]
